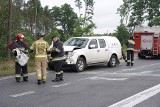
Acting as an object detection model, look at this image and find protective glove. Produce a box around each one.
[13,51,17,56]
[29,49,34,53]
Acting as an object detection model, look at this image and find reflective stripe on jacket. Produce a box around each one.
[52,56,65,61]
[127,39,135,51]
[30,39,50,58]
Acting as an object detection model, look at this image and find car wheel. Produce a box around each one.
[74,57,86,72]
[108,55,117,67]
[138,53,145,59]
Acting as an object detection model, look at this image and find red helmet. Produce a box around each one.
[16,33,25,41]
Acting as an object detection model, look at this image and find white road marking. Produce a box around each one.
[121,68,136,71]
[80,71,105,75]
[78,76,128,81]
[51,83,71,88]
[0,76,13,81]
[108,84,160,107]
[121,63,160,72]
[1,63,160,81]
[100,72,160,77]
[140,70,155,74]
[10,91,35,98]
[0,72,36,81]
[80,63,160,75]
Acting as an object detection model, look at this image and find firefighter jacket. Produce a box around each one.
[11,40,28,61]
[126,39,135,51]
[51,39,65,61]
[30,39,50,58]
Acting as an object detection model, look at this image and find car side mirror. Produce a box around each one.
[89,44,96,49]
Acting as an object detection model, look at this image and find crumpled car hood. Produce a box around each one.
[64,46,81,52]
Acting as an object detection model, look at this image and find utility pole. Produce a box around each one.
[8,0,13,60]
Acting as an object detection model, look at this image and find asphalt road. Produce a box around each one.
[1,58,160,107]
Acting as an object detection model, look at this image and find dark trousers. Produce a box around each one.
[15,62,28,77]
[54,60,63,73]
[127,50,134,64]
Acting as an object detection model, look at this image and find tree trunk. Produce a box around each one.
[8,0,13,60]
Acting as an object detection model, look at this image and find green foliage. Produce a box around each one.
[115,24,130,46]
[0,59,35,77]
[44,30,62,44]
[51,4,78,37]
[117,0,160,27]
[74,0,96,36]
[0,0,96,60]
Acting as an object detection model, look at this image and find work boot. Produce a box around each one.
[42,80,46,84]
[15,77,20,82]
[126,62,130,66]
[60,73,63,81]
[52,77,60,82]
[37,80,42,85]
[131,63,134,66]
[52,74,61,82]
[23,77,28,82]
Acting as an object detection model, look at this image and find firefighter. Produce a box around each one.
[50,36,65,82]
[126,36,135,66]
[30,33,50,85]
[11,33,29,82]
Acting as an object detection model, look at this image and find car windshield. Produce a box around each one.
[64,38,89,48]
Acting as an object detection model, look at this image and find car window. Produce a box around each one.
[98,39,106,48]
[64,38,89,48]
[89,39,98,48]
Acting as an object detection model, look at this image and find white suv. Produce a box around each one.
[63,36,122,72]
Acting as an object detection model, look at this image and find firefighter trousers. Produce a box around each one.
[35,57,47,81]
[127,50,134,65]
[53,60,63,79]
[15,62,28,79]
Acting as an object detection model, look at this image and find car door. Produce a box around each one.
[98,39,109,62]
[85,39,100,64]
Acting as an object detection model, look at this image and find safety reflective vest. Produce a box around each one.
[30,39,50,58]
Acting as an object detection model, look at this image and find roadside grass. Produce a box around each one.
[0,59,35,77]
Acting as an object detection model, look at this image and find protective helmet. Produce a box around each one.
[37,33,44,37]
[51,35,57,39]
[130,36,134,40]
[16,33,25,41]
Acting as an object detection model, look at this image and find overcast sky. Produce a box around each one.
[40,0,123,34]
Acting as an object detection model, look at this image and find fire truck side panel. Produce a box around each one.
[158,35,160,54]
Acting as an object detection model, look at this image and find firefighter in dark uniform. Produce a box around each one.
[126,36,135,66]
[11,33,28,82]
[50,36,65,82]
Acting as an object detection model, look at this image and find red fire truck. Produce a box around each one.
[134,26,160,58]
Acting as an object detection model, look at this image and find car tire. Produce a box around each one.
[74,57,86,72]
[108,55,117,67]
[138,53,145,59]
